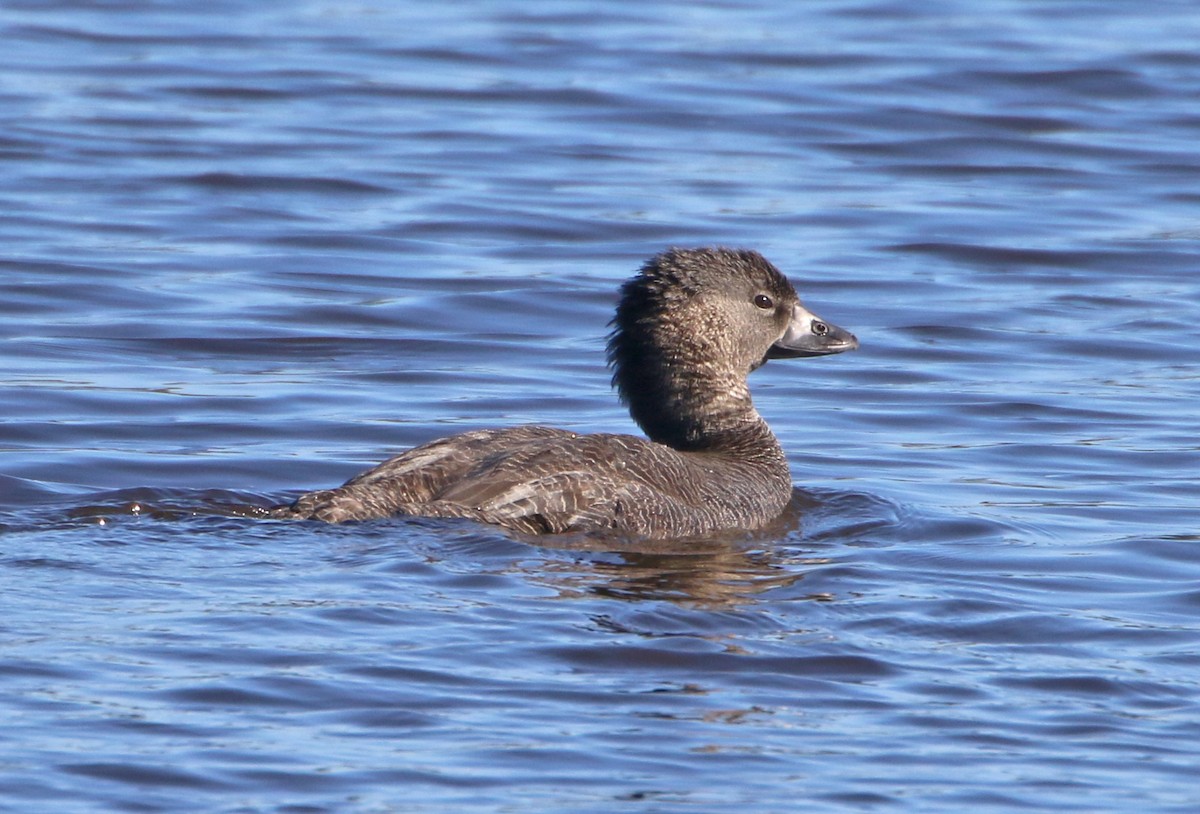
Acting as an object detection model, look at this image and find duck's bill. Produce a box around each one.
[767,303,859,359]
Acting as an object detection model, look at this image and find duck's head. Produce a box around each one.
[606,248,857,448]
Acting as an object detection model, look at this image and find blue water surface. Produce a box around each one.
[1,1,1198,812]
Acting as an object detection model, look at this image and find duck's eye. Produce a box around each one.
[753,294,774,310]
[812,321,829,336]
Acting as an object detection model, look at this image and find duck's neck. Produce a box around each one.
[618,360,785,461]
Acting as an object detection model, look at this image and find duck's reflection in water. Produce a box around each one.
[522,490,836,608]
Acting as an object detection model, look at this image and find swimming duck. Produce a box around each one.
[274,248,857,537]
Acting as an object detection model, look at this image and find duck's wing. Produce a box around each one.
[278,427,713,535]
[421,433,703,535]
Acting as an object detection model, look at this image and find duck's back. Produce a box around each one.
[278,425,793,537]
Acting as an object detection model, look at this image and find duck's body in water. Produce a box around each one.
[274,248,857,538]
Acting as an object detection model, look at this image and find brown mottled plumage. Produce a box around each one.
[273,248,857,538]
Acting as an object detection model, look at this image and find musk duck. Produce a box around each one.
[274,248,857,537]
